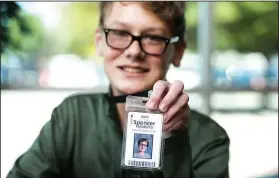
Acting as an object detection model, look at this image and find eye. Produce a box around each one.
[147,36,163,41]
[143,35,166,44]
[111,30,130,37]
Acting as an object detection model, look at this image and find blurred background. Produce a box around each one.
[1,2,278,178]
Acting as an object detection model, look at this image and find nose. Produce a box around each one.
[125,40,143,58]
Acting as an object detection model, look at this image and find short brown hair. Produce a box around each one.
[99,2,186,39]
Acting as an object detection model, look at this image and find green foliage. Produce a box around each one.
[186,2,278,57]
[2,2,277,59]
[8,12,45,55]
[1,2,22,54]
[55,2,100,58]
[1,2,46,60]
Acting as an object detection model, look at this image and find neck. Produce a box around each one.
[109,85,151,130]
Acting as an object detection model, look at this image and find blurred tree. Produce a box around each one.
[54,2,277,58]
[186,2,278,57]
[8,13,46,58]
[1,2,46,60]
[55,2,100,58]
[1,2,27,54]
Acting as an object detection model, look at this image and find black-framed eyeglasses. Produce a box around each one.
[103,28,180,56]
[139,143,147,147]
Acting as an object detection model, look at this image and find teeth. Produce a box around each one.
[122,67,145,73]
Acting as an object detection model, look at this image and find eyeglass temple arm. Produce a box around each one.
[170,36,180,43]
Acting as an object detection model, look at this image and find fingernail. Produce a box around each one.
[159,104,166,112]
[149,102,156,109]
[163,125,168,132]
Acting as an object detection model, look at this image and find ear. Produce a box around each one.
[95,28,104,57]
[172,40,186,67]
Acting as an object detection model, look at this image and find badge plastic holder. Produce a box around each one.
[121,95,164,171]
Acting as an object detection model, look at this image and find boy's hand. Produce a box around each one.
[147,80,190,131]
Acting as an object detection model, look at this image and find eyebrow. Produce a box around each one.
[108,20,168,35]
[141,27,167,35]
[108,21,132,28]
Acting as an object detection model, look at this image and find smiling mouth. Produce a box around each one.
[119,67,149,73]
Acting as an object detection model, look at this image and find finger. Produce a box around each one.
[164,117,186,132]
[163,108,185,129]
[159,80,184,112]
[164,104,190,131]
[165,120,187,132]
[147,80,170,110]
[164,93,189,123]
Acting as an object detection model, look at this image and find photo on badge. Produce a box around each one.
[133,133,153,159]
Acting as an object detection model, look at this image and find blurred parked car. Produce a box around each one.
[1,66,9,85]
[266,54,278,89]
[212,51,268,90]
[39,54,102,89]
[166,52,202,90]
[1,50,40,88]
[1,51,23,88]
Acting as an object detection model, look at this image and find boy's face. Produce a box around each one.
[138,141,148,152]
[96,2,185,95]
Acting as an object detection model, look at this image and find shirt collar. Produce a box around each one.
[105,85,151,136]
[106,85,150,103]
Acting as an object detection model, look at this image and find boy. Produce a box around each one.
[133,138,151,159]
[7,2,230,178]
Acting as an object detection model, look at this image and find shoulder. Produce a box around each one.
[188,110,230,156]
[48,92,110,140]
[188,110,230,169]
[57,92,107,110]
[61,92,107,106]
[145,153,151,158]
[189,109,229,140]
[52,92,108,121]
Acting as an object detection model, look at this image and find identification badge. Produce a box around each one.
[121,95,164,171]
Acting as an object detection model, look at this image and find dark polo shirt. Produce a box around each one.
[7,91,230,178]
